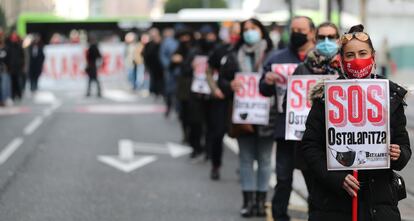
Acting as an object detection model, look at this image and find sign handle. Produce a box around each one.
[352,170,358,221]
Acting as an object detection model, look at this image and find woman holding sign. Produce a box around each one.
[218,18,274,217]
[301,24,411,221]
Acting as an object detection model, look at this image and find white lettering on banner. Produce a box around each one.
[232,73,270,125]
[42,43,126,79]
[271,63,298,113]
[285,75,338,141]
[324,79,390,171]
[191,56,211,94]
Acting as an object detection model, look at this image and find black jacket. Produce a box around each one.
[259,47,301,139]
[300,76,411,221]
[6,41,24,75]
[28,44,45,77]
[86,44,101,77]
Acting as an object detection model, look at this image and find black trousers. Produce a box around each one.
[86,75,101,96]
[205,99,227,168]
[10,73,22,100]
[29,71,41,92]
[187,96,207,154]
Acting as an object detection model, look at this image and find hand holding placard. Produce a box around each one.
[264,71,279,85]
[390,144,401,161]
[343,173,360,197]
[231,78,243,92]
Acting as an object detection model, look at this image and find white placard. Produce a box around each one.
[232,73,270,125]
[285,75,337,140]
[191,56,211,94]
[325,79,390,170]
[271,63,298,113]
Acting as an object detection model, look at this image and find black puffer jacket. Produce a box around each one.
[300,76,411,221]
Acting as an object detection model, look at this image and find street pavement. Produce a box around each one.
[0,74,413,220]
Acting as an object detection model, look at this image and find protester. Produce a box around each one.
[282,21,341,214]
[0,27,9,106]
[137,33,150,93]
[176,25,218,160]
[171,28,195,146]
[206,22,240,180]
[259,16,315,221]
[85,34,102,97]
[143,28,164,98]
[125,32,139,90]
[159,28,179,117]
[219,18,274,217]
[301,24,411,221]
[6,30,25,101]
[28,34,45,93]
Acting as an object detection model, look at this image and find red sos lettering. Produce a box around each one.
[236,75,259,98]
[290,79,316,109]
[272,64,297,85]
[328,84,385,127]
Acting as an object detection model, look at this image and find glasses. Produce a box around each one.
[316,34,338,41]
[341,32,370,44]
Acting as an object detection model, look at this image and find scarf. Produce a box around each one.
[237,40,267,72]
[304,49,342,75]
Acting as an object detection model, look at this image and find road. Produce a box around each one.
[0,79,413,221]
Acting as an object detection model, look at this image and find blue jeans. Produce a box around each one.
[272,140,295,221]
[1,73,11,102]
[237,135,273,192]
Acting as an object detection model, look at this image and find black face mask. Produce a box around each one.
[199,39,215,52]
[290,32,308,51]
[329,146,356,167]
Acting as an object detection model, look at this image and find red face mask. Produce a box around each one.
[229,34,240,44]
[343,57,374,79]
[10,33,19,43]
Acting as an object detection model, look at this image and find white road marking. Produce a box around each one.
[119,139,191,158]
[223,135,239,154]
[103,89,138,102]
[33,91,57,104]
[42,100,61,117]
[167,142,192,158]
[0,137,24,165]
[23,117,44,135]
[98,155,157,173]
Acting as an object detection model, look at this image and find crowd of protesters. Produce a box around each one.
[0,27,45,106]
[0,16,409,220]
[135,16,410,221]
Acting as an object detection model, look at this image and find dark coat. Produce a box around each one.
[6,41,24,75]
[172,43,197,101]
[300,76,411,221]
[86,44,101,77]
[259,47,301,139]
[28,44,45,77]
[218,47,275,138]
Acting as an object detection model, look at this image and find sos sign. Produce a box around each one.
[285,75,337,141]
[324,79,390,170]
[325,80,389,127]
[235,74,263,98]
[233,73,270,125]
